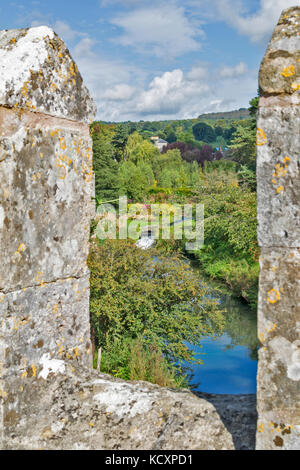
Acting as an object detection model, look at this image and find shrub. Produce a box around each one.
[97,336,188,388]
[88,239,224,383]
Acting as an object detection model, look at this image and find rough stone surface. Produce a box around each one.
[0,28,95,448]
[0,363,256,450]
[257,248,300,409]
[0,276,92,375]
[196,393,257,451]
[257,106,300,247]
[259,7,300,95]
[256,411,300,450]
[256,6,300,450]
[0,27,96,123]
[0,107,94,292]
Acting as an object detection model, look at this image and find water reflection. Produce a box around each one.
[221,295,258,361]
[186,294,258,394]
[145,252,258,394]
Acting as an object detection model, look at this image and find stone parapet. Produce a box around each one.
[0,27,95,448]
[256,6,300,450]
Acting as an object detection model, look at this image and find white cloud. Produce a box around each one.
[109,0,296,45]
[111,4,204,58]
[186,66,208,81]
[219,61,248,78]
[11,4,265,122]
[71,35,145,121]
[136,70,186,114]
[100,0,146,5]
[102,84,136,101]
[134,68,222,117]
[84,61,256,122]
[18,9,51,28]
[28,16,84,44]
[215,0,297,43]
[52,20,79,41]
[70,37,257,122]
[132,65,256,120]
[73,37,95,57]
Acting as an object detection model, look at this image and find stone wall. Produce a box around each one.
[0,25,258,451]
[0,27,96,447]
[1,8,299,449]
[256,6,300,450]
[1,362,257,450]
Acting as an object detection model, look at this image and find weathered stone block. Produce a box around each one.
[0,27,96,449]
[259,7,300,95]
[257,248,300,412]
[257,6,300,450]
[0,276,92,376]
[256,413,300,450]
[0,27,96,123]
[257,105,300,247]
[0,276,93,448]
[0,107,94,292]
[0,363,257,450]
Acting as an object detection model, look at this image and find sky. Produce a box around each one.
[0,0,297,121]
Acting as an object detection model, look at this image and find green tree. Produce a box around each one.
[152,149,183,183]
[192,163,258,308]
[215,126,223,137]
[192,122,216,143]
[229,121,256,169]
[223,126,236,143]
[125,132,160,164]
[92,132,120,201]
[89,239,224,367]
[112,124,129,161]
[228,93,259,170]
[164,124,177,143]
[237,165,256,191]
[249,91,259,118]
[119,161,150,200]
[166,131,177,143]
[128,122,137,134]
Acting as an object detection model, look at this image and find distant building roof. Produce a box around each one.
[153,138,168,153]
[151,136,168,144]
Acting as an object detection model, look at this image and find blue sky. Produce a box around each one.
[0,0,296,121]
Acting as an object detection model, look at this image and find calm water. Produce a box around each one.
[185,293,258,394]
[149,250,258,395]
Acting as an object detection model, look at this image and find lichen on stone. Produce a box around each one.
[0,27,96,123]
